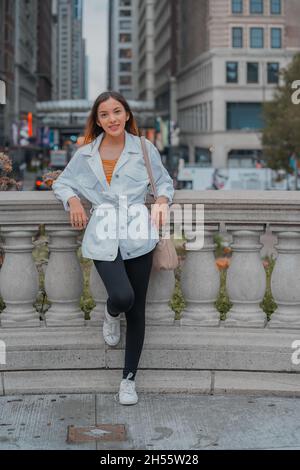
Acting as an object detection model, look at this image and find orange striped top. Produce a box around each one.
[101,158,119,185]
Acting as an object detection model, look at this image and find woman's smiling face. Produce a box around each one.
[96,97,129,137]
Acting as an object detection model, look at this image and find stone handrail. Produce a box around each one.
[0,190,299,329]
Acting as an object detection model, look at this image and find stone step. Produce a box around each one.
[0,325,300,372]
[1,369,300,397]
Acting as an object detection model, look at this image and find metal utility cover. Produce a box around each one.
[67,424,127,443]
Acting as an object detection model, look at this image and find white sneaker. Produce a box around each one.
[118,372,138,405]
[103,303,121,346]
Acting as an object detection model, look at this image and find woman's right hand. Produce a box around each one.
[68,197,89,230]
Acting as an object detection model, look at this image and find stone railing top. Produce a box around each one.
[0,190,300,226]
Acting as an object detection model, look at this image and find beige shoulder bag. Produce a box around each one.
[140,136,179,271]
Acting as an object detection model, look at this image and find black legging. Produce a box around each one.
[93,246,154,381]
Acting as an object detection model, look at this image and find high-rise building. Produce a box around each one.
[136,0,154,102]
[0,0,15,147]
[108,0,135,100]
[153,0,179,122]
[37,0,53,101]
[57,0,86,100]
[51,0,59,100]
[177,0,300,167]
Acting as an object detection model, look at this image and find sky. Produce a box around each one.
[83,0,108,101]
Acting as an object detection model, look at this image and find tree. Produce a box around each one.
[262,53,300,171]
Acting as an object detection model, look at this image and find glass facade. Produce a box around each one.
[267,62,279,83]
[227,102,263,130]
[250,27,264,48]
[232,0,243,13]
[247,62,259,83]
[226,62,239,83]
[270,0,281,14]
[271,28,282,48]
[250,0,264,14]
[232,27,243,47]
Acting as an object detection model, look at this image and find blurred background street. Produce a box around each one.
[0,0,300,192]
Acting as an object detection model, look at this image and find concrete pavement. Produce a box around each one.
[0,392,300,450]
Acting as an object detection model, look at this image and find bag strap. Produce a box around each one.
[140,136,158,200]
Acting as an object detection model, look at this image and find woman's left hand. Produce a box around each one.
[150,197,169,230]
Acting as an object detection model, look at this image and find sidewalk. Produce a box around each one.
[0,392,300,450]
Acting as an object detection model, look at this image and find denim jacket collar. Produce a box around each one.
[81,130,141,191]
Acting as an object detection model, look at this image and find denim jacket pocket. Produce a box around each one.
[76,173,99,188]
[126,168,149,182]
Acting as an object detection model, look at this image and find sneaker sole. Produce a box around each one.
[103,324,120,346]
[119,398,138,405]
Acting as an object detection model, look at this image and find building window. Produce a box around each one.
[270,0,281,14]
[228,149,263,168]
[227,102,263,130]
[226,62,239,83]
[119,48,132,58]
[120,0,131,5]
[250,0,264,14]
[119,33,131,43]
[119,20,131,29]
[119,62,132,72]
[250,27,264,48]
[247,62,259,83]
[119,9,131,16]
[120,76,132,85]
[267,62,279,83]
[232,0,243,13]
[195,148,212,167]
[232,27,243,47]
[271,28,282,48]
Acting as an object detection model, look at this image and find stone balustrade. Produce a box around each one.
[0,190,300,332]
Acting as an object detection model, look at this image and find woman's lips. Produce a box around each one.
[109,125,120,131]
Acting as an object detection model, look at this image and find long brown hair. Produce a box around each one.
[84,91,140,144]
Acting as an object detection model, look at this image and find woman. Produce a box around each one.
[52,91,174,405]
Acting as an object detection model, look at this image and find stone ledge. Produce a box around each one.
[0,326,300,372]
[2,369,300,397]
[214,371,300,397]
[2,369,211,395]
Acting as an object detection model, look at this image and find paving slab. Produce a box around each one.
[0,394,96,450]
[0,393,300,450]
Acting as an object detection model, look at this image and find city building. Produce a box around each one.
[0,0,15,147]
[153,0,179,123]
[37,0,53,101]
[177,0,300,168]
[56,0,86,100]
[136,0,154,102]
[108,0,135,100]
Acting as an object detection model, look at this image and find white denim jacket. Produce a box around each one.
[52,130,175,261]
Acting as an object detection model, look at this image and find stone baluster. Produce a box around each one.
[145,269,176,325]
[0,226,40,327]
[225,228,267,327]
[268,230,300,328]
[44,226,85,326]
[180,227,220,326]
